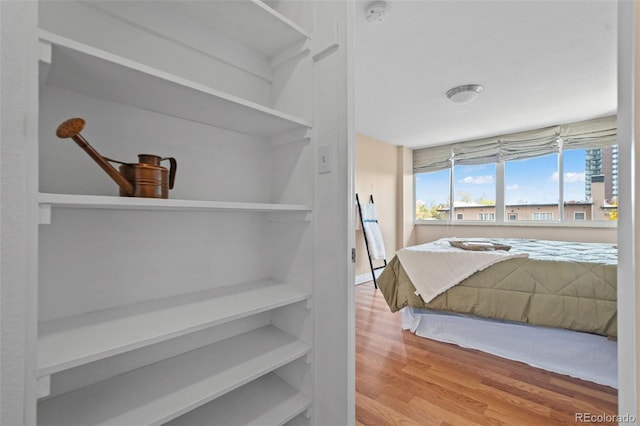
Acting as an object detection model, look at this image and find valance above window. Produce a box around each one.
[560,115,617,150]
[413,144,452,173]
[413,115,616,172]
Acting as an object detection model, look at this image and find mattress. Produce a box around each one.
[377,238,618,338]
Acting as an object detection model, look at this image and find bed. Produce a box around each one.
[376,237,618,387]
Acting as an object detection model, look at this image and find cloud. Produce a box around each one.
[564,172,585,183]
[550,171,585,183]
[506,184,519,190]
[460,175,494,184]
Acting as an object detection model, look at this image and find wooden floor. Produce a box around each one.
[355,283,618,426]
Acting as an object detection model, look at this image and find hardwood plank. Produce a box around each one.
[355,283,618,425]
[376,394,469,426]
[356,393,426,426]
[407,397,491,426]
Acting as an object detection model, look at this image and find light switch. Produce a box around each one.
[318,145,333,174]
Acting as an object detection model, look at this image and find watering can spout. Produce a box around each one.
[56,118,134,196]
[56,118,136,196]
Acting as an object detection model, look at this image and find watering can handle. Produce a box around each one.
[103,156,127,166]
[161,157,177,189]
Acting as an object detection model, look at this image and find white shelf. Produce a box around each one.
[166,373,311,426]
[38,30,311,138]
[38,326,311,426]
[91,0,310,61]
[39,193,311,213]
[167,0,310,59]
[37,280,310,377]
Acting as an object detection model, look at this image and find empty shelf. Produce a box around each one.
[93,0,310,60]
[38,280,310,376]
[38,326,310,426]
[166,373,311,426]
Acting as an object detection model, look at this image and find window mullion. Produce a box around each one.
[495,162,505,224]
[449,159,455,222]
[558,140,564,221]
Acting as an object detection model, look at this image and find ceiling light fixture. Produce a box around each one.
[446,84,483,104]
[365,1,389,23]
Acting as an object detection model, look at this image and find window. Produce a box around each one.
[564,146,618,222]
[453,163,496,222]
[563,149,587,203]
[415,169,449,220]
[505,154,558,221]
[532,212,553,220]
[412,116,617,225]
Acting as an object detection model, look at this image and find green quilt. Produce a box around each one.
[377,239,618,338]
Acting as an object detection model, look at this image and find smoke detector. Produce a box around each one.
[365,1,389,23]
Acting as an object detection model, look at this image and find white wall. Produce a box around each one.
[0,2,39,424]
[617,0,638,419]
[355,134,399,276]
[306,1,355,424]
[414,223,617,245]
[354,136,417,284]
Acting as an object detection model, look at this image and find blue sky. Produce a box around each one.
[415,150,588,208]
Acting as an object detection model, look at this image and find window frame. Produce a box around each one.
[531,212,554,221]
[478,212,495,221]
[414,144,618,228]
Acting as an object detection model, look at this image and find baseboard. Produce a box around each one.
[355,270,383,285]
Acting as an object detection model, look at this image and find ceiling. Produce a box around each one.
[354,0,617,149]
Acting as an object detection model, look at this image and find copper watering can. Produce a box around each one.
[56,118,176,199]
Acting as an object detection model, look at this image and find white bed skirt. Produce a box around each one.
[402,307,618,388]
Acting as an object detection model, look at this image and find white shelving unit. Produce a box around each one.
[31,1,353,425]
[38,326,310,426]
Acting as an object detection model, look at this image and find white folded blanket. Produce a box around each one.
[396,238,528,303]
